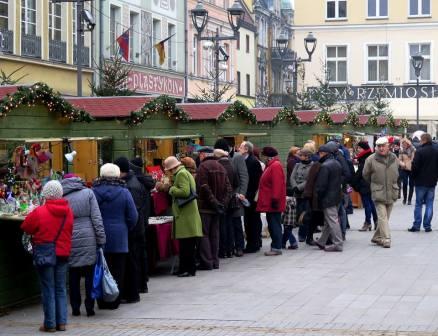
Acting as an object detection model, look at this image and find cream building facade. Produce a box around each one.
[294,0,438,135]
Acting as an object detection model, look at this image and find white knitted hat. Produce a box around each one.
[100,163,121,178]
[42,180,63,200]
[375,137,389,145]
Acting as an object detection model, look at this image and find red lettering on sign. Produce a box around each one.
[127,71,184,97]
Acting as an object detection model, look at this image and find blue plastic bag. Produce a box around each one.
[91,248,104,300]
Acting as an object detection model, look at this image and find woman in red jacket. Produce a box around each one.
[256,146,286,256]
[21,180,74,333]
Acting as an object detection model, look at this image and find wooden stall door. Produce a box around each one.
[72,140,98,182]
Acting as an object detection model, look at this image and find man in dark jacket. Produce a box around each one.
[409,133,438,232]
[196,147,232,270]
[129,157,154,293]
[238,141,263,253]
[314,145,343,252]
[114,157,147,303]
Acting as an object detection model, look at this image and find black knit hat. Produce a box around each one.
[214,138,230,152]
[114,156,130,173]
[130,157,143,168]
[357,141,370,150]
[261,146,278,157]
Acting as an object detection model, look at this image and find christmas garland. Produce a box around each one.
[217,100,257,124]
[385,113,396,128]
[345,110,360,128]
[272,107,300,126]
[0,82,93,122]
[367,114,379,127]
[399,119,409,129]
[313,110,333,125]
[127,95,190,126]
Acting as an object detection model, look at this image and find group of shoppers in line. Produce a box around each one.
[20,132,438,333]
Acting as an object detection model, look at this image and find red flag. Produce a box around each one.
[116,29,130,61]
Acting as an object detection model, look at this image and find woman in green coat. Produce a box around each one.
[164,156,203,277]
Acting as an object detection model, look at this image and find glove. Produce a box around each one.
[271,199,279,210]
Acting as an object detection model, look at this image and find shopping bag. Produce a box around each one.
[101,250,119,302]
[91,248,104,300]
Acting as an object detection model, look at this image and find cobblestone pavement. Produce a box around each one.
[2,197,438,336]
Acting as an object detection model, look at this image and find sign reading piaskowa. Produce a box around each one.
[308,85,438,100]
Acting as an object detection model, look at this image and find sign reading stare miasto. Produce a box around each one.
[310,85,438,100]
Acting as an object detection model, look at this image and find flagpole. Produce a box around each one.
[77,0,84,97]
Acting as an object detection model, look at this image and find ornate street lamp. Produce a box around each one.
[276,32,289,57]
[227,0,245,32]
[411,53,424,128]
[304,32,317,61]
[191,1,208,35]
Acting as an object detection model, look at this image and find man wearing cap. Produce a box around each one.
[363,137,399,248]
[256,146,286,256]
[409,133,438,232]
[314,145,344,252]
[114,157,147,303]
[196,146,232,270]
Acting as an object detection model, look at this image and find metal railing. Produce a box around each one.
[49,39,66,63]
[0,29,13,54]
[21,33,41,58]
[73,45,90,67]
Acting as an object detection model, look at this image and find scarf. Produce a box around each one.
[92,176,126,188]
[355,148,372,160]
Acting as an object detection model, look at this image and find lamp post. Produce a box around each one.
[191,0,244,101]
[411,53,424,128]
[276,32,317,101]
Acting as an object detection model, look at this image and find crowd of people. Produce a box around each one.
[20,133,438,332]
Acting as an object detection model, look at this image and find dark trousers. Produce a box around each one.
[400,170,414,202]
[360,193,378,225]
[309,210,324,242]
[97,253,127,310]
[232,216,245,251]
[69,265,94,314]
[199,213,220,269]
[178,237,198,275]
[296,198,308,240]
[219,212,234,256]
[244,201,262,251]
[121,235,142,302]
[266,212,282,251]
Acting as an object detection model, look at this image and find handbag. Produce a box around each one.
[32,216,66,267]
[91,248,104,300]
[176,186,198,208]
[100,249,119,302]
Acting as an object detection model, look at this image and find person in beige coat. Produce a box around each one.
[363,137,399,248]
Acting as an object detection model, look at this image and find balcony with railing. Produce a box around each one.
[73,45,90,67]
[49,39,66,63]
[21,34,41,58]
[0,28,13,54]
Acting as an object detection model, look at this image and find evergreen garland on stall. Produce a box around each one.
[272,107,300,126]
[127,95,190,126]
[217,100,257,124]
[345,110,360,128]
[367,114,379,127]
[0,82,93,122]
[385,113,396,128]
[399,119,409,129]
[313,110,333,125]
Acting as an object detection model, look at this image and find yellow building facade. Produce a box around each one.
[0,1,92,96]
[294,0,438,135]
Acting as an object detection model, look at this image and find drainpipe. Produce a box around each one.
[99,0,104,86]
[184,0,188,102]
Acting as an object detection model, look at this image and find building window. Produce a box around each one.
[246,74,250,96]
[21,0,37,35]
[168,23,176,70]
[49,3,62,41]
[326,46,347,83]
[368,0,388,17]
[192,34,198,75]
[367,44,389,82]
[152,19,162,66]
[246,35,250,53]
[202,34,213,77]
[110,5,121,55]
[0,0,8,30]
[409,43,431,81]
[237,71,241,94]
[130,12,139,63]
[326,0,347,19]
[409,0,431,16]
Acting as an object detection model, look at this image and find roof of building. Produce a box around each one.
[295,110,319,123]
[0,85,19,98]
[177,103,230,120]
[65,96,155,118]
[251,107,282,122]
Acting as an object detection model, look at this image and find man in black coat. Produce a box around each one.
[115,157,148,303]
[130,157,154,293]
[238,141,264,253]
[315,145,343,252]
[409,133,438,232]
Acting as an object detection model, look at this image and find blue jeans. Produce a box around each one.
[266,212,282,251]
[413,186,435,230]
[282,225,298,248]
[360,193,378,225]
[36,259,68,329]
[338,202,347,236]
